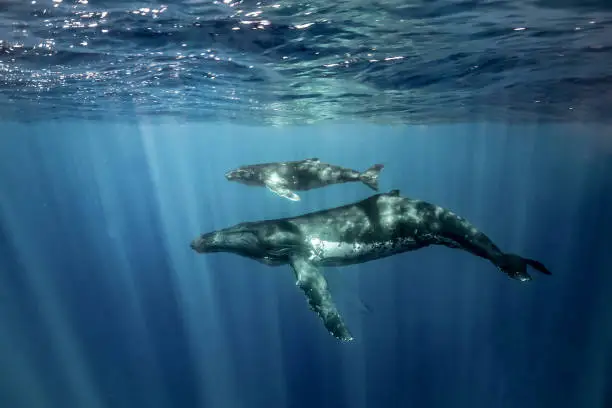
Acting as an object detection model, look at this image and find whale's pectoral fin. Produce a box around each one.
[265,182,301,201]
[289,255,353,341]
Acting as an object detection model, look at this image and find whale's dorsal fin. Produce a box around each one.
[388,189,400,196]
[289,255,353,342]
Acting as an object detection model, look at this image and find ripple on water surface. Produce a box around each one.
[0,0,611,124]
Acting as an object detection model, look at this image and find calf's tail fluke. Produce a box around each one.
[497,253,552,282]
[359,164,384,191]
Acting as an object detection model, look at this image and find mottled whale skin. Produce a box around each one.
[190,190,551,341]
[224,158,384,201]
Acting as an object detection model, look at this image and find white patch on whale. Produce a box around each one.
[268,172,283,185]
[307,236,418,263]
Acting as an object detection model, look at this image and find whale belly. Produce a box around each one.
[306,236,422,266]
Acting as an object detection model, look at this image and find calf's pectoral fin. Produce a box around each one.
[289,255,353,341]
[264,181,301,201]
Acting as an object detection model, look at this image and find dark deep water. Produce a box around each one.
[1,123,611,408]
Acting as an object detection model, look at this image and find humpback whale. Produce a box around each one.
[190,190,551,341]
[224,158,384,201]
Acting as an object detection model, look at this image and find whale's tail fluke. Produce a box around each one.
[360,164,384,191]
[497,253,551,282]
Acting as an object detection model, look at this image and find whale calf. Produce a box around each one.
[224,158,384,201]
[190,190,551,341]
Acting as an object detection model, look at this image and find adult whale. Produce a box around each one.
[224,158,384,201]
[190,190,551,341]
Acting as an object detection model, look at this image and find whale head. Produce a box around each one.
[225,166,259,186]
[190,221,298,265]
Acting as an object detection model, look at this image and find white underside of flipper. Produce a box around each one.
[265,182,301,201]
[289,254,353,341]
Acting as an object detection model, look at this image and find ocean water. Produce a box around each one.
[1,2,612,408]
[2,124,612,408]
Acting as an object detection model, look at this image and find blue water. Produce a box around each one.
[2,1,612,407]
[1,123,612,408]
[1,0,612,123]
